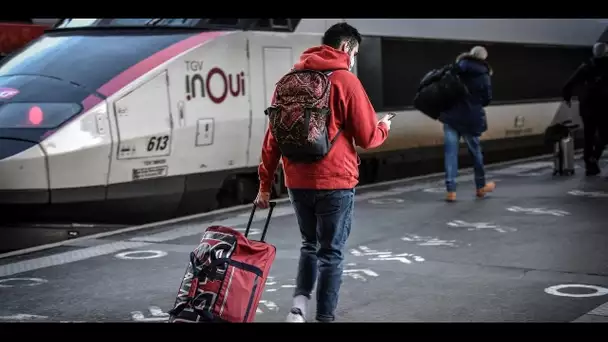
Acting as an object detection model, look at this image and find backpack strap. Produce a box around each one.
[318,69,347,145]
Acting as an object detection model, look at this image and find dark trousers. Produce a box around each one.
[288,188,355,322]
[581,114,607,165]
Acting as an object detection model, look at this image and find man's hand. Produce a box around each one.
[254,191,271,209]
[379,114,393,130]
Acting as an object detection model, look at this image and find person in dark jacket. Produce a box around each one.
[439,46,496,202]
[563,42,608,176]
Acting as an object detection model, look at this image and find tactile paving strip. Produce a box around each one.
[0,241,149,278]
[588,302,608,317]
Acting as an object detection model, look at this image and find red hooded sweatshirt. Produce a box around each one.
[258,45,389,193]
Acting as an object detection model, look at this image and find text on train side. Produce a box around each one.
[184,61,245,104]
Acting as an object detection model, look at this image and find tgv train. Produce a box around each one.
[0,18,605,224]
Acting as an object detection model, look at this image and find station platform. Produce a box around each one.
[1,155,608,323]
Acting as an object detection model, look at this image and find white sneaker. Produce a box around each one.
[285,308,306,323]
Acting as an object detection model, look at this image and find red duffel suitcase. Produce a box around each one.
[168,202,277,323]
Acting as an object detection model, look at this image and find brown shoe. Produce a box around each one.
[476,181,496,198]
[446,192,456,202]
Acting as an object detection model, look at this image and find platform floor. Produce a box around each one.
[1,156,608,323]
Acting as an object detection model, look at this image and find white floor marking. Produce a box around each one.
[0,314,48,320]
[0,277,48,288]
[544,284,608,298]
[368,198,404,205]
[369,253,425,264]
[423,187,445,193]
[350,245,392,257]
[350,246,425,265]
[568,190,608,198]
[354,184,431,202]
[343,269,379,277]
[447,220,517,233]
[114,250,168,260]
[259,300,279,312]
[131,306,170,322]
[264,276,295,292]
[507,206,570,217]
[344,272,367,281]
[149,306,170,317]
[401,234,460,248]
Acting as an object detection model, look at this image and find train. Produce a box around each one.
[0,18,605,225]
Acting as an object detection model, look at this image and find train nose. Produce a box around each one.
[0,138,49,204]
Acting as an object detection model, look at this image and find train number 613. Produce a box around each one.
[147,135,169,152]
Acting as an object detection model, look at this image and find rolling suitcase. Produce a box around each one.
[551,120,578,176]
[168,202,277,323]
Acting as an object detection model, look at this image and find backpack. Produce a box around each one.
[413,63,470,120]
[264,69,344,164]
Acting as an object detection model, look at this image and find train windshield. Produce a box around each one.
[0,102,82,129]
[53,18,302,32]
[55,18,201,29]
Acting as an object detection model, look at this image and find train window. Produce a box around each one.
[55,18,201,28]
[55,19,101,28]
[249,19,300,32]
[377,37,589,111]
[0,102,82,129]
[487,43,588,103]
[270,19,289,28]
[206,19,240,26]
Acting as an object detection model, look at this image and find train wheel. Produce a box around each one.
[359,158,379,185]
[216,177,238,208]
[235,175,258,204]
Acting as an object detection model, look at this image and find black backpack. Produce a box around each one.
[413,63,470,120]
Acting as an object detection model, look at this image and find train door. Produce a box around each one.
[248,34,308,166]
[108,70,174,184]
[261,47,293,132]
[246,33,321,166]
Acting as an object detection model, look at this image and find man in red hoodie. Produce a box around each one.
[254,23,393,322]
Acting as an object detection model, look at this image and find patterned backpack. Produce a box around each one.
[264,69,344,163]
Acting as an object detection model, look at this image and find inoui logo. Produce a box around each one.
[184,61,245,104]
[0,87,19,99]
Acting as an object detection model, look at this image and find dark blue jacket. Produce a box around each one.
[563,56,608,118]
[439,55,493,136]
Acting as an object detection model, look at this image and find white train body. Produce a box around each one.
[0,19,603,223]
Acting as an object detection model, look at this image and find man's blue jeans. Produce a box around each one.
[288,188,355,322]
[444,123,486,192]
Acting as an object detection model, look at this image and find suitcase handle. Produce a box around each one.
[244,202,276,242]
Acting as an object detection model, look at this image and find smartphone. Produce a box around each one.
[387,113,396,120]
